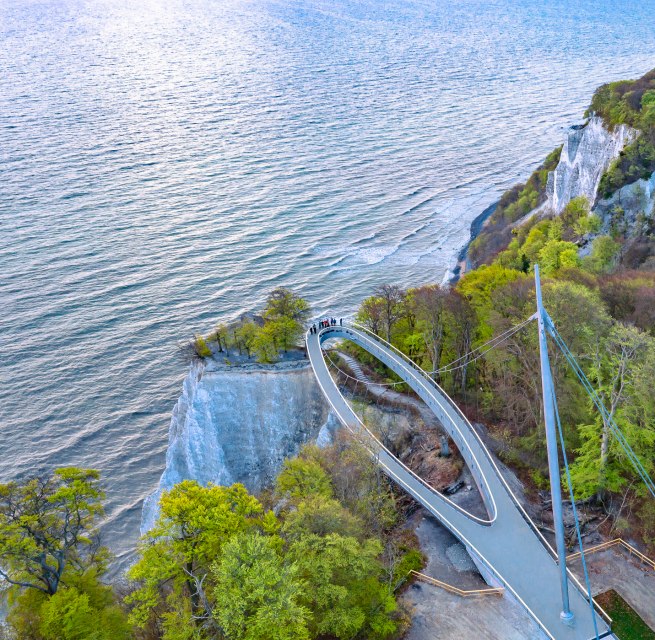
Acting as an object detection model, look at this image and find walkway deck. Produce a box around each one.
[306,323,611,640]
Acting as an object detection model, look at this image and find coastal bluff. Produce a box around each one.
[141,356,331,533]
[546,115,637,214]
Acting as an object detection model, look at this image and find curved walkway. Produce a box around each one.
[306,323,611,640]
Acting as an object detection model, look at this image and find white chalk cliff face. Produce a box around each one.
[546,116,637,213]
[141,358,331,533]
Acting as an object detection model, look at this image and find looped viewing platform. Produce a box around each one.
[306,322,612,640]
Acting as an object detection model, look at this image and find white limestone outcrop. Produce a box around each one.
[141,358,330,533]
[546,117,638,213]
[593,171,655,235]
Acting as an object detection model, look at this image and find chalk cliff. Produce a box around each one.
[141,358,331,533]
[593,171,655,234]
[546,116,637,213]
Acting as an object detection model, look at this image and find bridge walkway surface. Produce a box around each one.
[306,323,612,640]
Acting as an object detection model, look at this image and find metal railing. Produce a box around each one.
[308,323,614,639]
[348,323,618,632]
[408,570,505,597]
[568,538,655,571]
[348,324,557,541]
[318,325,498,524]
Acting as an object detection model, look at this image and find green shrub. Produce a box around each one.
[574,213,602,236]
[599,133,655,198]
[193,334,212,358]
[583,235,621,274]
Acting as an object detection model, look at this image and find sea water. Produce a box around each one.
[2,0,655,572]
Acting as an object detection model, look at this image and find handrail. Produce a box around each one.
[408,570,504,597]
[317,325,497,525]
[349,324,561,553]
[567,538,655,571]
[308,323,612,639]
[349,324,619,629]
[309,325,561,635]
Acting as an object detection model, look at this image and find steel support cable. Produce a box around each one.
[431,314,537,374]
[550,381,600,639]
[547,323,644,478]
[552,324,655,498]
[547,319,655,499]
[312,341,499,527]
[549,321,655,498]
[321,314,536,388]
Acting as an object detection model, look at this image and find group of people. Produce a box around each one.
[308,317,343,334]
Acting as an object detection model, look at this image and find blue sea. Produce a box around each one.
[1,0,654,572]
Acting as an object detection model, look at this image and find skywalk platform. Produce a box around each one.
[306,323,612,640]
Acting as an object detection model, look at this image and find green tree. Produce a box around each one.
[457,264,528,338]
[559,247,582,270]
[282,495,364,541]
[264,288,311,324]
[521,224,549,264]
[0,469,130,640]
[538,240,580,275]
[214,324,230,355]
[127,481,266,636]
[570,325,653,499]
[561,196,590,228]
[212,533,310,640]
[573,213,602,237]
[253,323,278,363]
[38,583,131,640]
[234,320,259,359]
[193,334,212,359]
[289,533,397,639]
[268,316,303,353]
[410,285,448,379]
[548,218,563,241]
[583,235,621,274]
[357,296,386,336]
[0,468,105,596]
[276,458,333,501]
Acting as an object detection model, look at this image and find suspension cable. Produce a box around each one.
[548,319,655,499]
[550,380,600,639]
[433,314,536,374]
[320,313,536,389]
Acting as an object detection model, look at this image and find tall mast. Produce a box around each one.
[534,264,574,625]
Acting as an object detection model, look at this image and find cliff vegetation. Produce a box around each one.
[347,72,655,555]
[590,68,655,198]
[1,439,422,640]
[353,153,655,556]
[468,146,562,266]
[192,287,311,364]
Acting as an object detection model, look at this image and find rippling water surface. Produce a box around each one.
[1,0,654,572]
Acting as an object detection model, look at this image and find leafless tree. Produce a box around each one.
[447,291,476,393]
[374,284,405,342]
[412,285,448,381]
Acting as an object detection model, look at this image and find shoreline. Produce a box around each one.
[447,200,498,285]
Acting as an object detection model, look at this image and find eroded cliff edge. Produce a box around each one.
[465,113,647,270]
[141,357,332,533]
[546,116,637,214]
